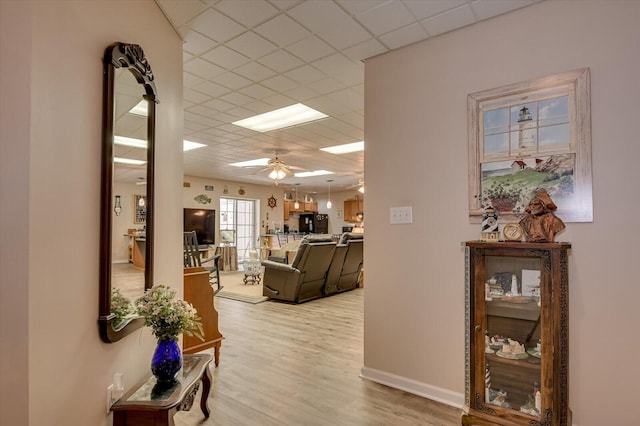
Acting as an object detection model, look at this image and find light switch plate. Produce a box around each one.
[390,206,413,224]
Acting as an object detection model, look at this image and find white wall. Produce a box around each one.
[0,1,183,425]
[363,1,639,425]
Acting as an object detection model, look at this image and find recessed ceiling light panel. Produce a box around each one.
[232,103,328,132]
[294,170,334,177]
[230,158,271,167]
[320,141,364,154]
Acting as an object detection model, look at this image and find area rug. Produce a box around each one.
[215,270,268,304]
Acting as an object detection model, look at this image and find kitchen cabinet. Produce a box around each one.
[462,241,571,426]
[343,199,363,223]
[283,200,317,219]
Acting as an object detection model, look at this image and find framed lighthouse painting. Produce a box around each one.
[467,68,593,223]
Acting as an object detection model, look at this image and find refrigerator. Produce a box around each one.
[299,213,329,234]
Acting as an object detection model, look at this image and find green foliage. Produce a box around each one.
[111,288,133,328]
[135,285,204,342]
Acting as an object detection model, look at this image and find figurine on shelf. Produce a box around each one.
[519,189,565,242]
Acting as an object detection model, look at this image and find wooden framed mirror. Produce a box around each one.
[99,42,157,343]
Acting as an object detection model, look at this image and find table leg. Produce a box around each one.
[214,341,221,366]
[200,364,212,418]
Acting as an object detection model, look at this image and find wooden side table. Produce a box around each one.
[111,354,212,426]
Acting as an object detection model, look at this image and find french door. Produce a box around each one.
[219,197,258,262]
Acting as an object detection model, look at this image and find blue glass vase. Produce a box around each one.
[151,338,182,383]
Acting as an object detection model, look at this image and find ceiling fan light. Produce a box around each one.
[269,168,286,180]
[358,185,365,193]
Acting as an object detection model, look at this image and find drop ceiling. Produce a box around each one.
[156,0,542,193]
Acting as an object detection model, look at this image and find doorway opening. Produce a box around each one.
[219,197,258,263]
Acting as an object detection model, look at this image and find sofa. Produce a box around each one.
[261,233,363,303]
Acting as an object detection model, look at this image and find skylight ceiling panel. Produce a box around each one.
[355,0,414,36]
[379,23,430,50]
[420,4,476,37]
[233,61,278,82]
[215,0,279,27]
[226,31,278,60]
[284,36,336,63]
[184,58,226,80]
[189,8,246,43]
[256,49,304,73]
[254,14,310,47]
[201,46,250,70]
[288,1,371,50]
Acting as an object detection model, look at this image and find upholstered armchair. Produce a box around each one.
[325,233,363,295]
[261,236,336,303]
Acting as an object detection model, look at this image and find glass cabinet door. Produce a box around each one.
[482,255,543,418]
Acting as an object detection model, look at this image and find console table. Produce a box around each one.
[111,354,212,426]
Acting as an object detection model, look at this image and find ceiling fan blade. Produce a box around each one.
[251,167,270,175]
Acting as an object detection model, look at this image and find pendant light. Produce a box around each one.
[326,180,333,209]
[294,184,300,209]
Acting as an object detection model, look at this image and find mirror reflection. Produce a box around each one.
[111,67,148,316]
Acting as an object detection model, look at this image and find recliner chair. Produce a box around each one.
[325,233,363,295]
[261,236,336,303]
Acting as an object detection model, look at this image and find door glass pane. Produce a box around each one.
[484,256,542,417]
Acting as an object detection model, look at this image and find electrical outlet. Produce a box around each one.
[106,384,114,414]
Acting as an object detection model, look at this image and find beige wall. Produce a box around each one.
[0,1,183,425]
[362,1,639,425]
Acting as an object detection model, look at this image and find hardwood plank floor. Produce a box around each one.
[175,289,460,426]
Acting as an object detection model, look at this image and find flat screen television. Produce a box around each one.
[184,208,215,245]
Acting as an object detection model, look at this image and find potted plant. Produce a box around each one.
[135,285,204,383]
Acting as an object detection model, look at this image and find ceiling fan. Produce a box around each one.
[346,179,365,193]
[252,154,305,185]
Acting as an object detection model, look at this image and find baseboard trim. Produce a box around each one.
[360,366,465,409]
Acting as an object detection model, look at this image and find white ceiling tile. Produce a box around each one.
[184,88,211,104]
[254,14,310,47]
[284,65,326,85]
[225,106,257,118]
[156,0,208,28]
[183,72,206,89]
[337,0,388,16]
[312,53,359,76]
[186,104,219,118]
[342,38,388,61]
[284,85,319,102]
[233,61,277,82]
[201,46,250,70]
[269,0,304,12]
[256,49,304,73]
[260,74,299,92]
[403,0,467,20]
[183,51,195,63]
[262,94,297,109]
[306,78,346,95]
[226,31,279,59]
[214,0,280,27]
[214,72,253,90]
[379,22,429,49]
[238,83,278,100]
[184,58,226,80]
[243,100,275,114]
[421,4,476,36]
[285,36,336,62]
[287,1,371,50]
[218,91,256,107]
[192,80,232,98]
[355,1,415,36]
[182,30,216,55]
[471,0,533,21]
[189,8,246,43]
[203,98,235,112]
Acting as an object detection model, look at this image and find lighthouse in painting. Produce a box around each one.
[517,106,533,149]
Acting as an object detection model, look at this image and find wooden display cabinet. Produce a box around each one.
[463,242,571,426]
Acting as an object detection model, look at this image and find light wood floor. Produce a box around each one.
[175,289,461,426]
